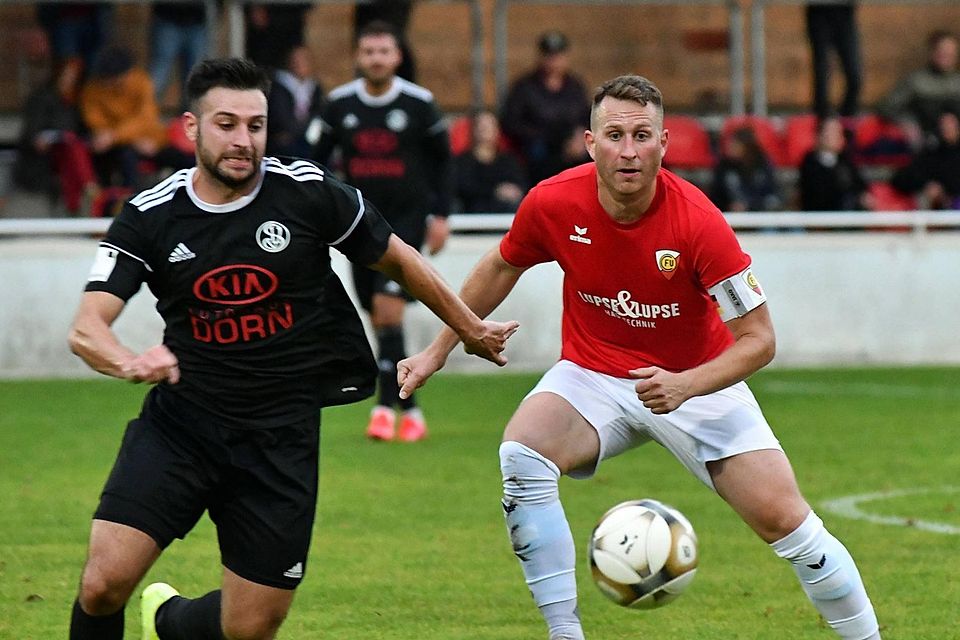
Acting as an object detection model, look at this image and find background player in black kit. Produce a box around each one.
[314,20,452,442]
[66,58,518,640]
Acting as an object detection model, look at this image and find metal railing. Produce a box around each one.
[3,210,960,236]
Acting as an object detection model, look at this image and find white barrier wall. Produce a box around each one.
[1,231,959,378]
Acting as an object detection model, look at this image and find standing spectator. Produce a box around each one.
[878,30,960,148]
[453,109,527,213]
[314,20,453,442]
[14,57,101,215]
[266,45,325,158]
[80,46,185,189]
[499,30,591,185]
[66,57,517,640]
[397,74,881,640]
[890,110,960,209]
[35,2,114,70]
[149,1,212,111]
[805,1,862,118]
[245,3,311,71]
[799,116,871,211]
[710,127,783,212]
[354,0,417,82]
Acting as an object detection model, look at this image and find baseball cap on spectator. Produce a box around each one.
[538,31,569,55]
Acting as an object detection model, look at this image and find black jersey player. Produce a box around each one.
[67,58,518,640]
[314,20,452,442]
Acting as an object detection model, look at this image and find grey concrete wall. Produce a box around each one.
[2,232,959,379]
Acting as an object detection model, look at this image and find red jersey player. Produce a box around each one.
[399,75,880,640]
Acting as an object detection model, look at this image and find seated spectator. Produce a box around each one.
[267,45,324,158]
[710,127,783,212]
[14,57,101,216]
[799,115,872,211]
[80,46,189,189]
[878,30,960,149]
[453,109,527,213]
[499,30,590,184]
[890,110,960,209]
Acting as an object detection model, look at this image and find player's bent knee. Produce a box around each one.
[78,564,134,614]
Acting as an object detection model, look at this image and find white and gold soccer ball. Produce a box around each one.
[587,498,699,609]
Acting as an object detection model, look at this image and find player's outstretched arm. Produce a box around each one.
[371,235,519,364]
[630,303,775,414]
[396,245,526,399]
[68,291,180,384]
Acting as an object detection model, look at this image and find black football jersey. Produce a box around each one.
[85,157,392,429]
[315,77,451,246]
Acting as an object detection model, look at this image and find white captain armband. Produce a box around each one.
[87,245,120,282]
[707,266,767,322]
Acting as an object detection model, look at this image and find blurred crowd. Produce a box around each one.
[8,2,960,218]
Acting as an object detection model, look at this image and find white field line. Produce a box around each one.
[754,380,959,400]
[821,487,960,535]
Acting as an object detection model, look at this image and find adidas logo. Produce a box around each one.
[283,562,304,579]
[168,242,196,263]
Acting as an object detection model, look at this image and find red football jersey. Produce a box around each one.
[500,164,756,376]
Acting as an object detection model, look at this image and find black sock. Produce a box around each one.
[155,591,223,639]
[376,326,410,408]
[69,599,124,640]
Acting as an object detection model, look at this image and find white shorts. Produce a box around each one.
[526,360,783,489]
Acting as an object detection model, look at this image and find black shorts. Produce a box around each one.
[94,389,319,590]
[351,263,414,312]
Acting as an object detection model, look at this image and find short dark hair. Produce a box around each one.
[356,19,401,47]
[590,75,664,128]
[928,30,957,50]
[186,58,271,112]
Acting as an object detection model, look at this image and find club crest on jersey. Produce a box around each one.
[386,109,409,132]
[342,113,359,129]
[655,249,680,280]
[256,221,290,253]
[743,269,763,296]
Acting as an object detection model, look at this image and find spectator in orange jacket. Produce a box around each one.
[80,45,171,188]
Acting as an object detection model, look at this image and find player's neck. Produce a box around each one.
[363,76,396,97]
[597,184,656,224]
[192,168,259,205]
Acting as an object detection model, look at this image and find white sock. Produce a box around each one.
[771,511,880,640]
[500,441,583,639]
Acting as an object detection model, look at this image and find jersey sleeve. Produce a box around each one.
[693,210,767,321]
[499,187,554,267]
[84,202,150,301]
[322,177,393,266]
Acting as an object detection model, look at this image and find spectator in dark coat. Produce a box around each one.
[453,110,527,213]
[710,127,783,212]
[266,45,325,158]
[799,116,871,211]
[890,110,960,209]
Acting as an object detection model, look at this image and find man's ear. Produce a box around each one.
[184,112,199,142]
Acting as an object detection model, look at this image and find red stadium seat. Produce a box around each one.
[720,115,789,167]
[448,115,472,155]
[867,181,916,211]
[782,113,819,168]
[662,115,715,169]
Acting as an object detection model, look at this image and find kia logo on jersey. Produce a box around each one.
[193,265,279,305]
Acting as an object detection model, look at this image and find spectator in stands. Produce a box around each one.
[80,46,189,189]
[149,1,212,111]
[35,2,114,71]
[266,45,325,158]
[499,30,591,185]
[355,1,417,82]
[799,115,872,211]
[14,57,101,216]
[878,30,960,149]
[245,3,312,71]
[890,110,960,209]
[453,109,527,213]
[805,1,862,118]
[710,126,783,212]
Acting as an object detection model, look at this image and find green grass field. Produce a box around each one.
[1,368,958,639]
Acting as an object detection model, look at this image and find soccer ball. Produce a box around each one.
[587,498,698,609]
